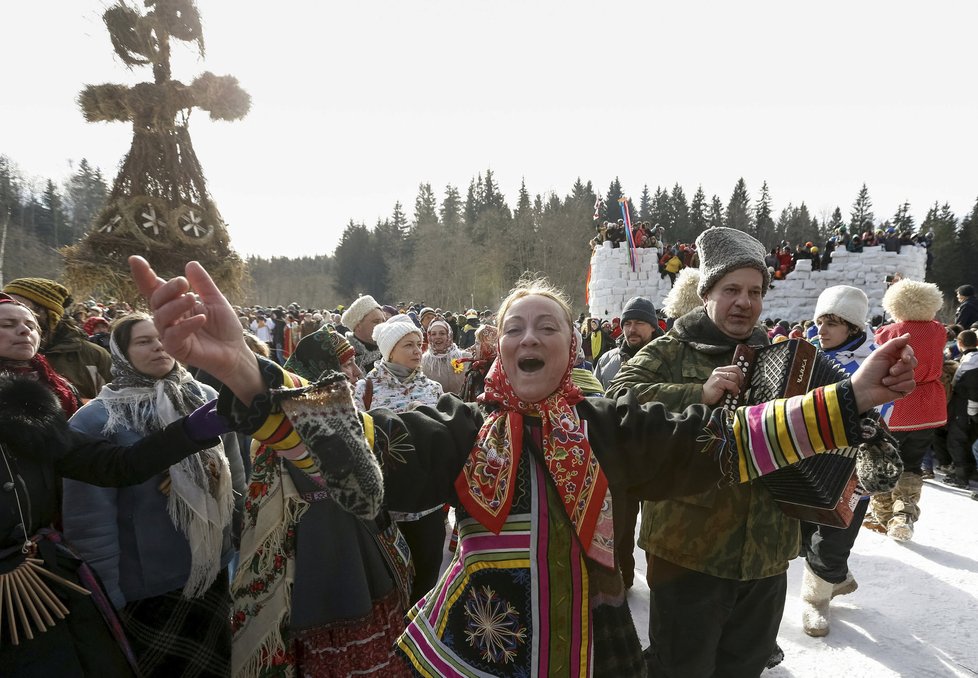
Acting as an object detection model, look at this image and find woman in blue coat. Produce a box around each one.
[63,313,245,677]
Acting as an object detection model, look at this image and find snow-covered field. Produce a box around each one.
[441,473,978,676]
[625,476,978,677]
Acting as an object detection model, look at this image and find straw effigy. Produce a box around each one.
[63,0,250,305]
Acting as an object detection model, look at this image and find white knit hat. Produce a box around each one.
[341,295,380,330]
[373,314,423,360]
[814,285,869,328]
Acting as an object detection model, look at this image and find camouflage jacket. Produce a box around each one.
[609,308,798,580]
[44,323,112,401]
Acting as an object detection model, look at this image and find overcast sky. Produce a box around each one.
[2,1,976,258]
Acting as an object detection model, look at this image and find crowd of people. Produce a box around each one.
[0,228,947,678]
[589,220,698,287]
[590,218,936,289]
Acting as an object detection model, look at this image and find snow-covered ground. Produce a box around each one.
[624,475,978,677]
[441,473,978,676]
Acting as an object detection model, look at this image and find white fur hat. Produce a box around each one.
[882,279,943,322]
[341,295,380,330]
[373,314,423,360]
[814,285,869,328]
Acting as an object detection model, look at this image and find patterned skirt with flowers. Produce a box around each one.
[397,448,645,678]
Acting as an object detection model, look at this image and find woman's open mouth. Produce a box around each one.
[518,357,545,372]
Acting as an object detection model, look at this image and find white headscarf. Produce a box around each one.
[97,330,232,599]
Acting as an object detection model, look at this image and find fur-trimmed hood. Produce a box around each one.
[0,375,71,456]
[882,279,943,322]
[662,267,703,319]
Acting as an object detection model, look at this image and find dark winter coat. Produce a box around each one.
[0,376,214,676]
[948,350,978,424]
[459,317,480,350]
[272,312,287,349]
[955,297,978,329]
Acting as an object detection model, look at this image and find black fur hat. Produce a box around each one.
[0,375,70,458]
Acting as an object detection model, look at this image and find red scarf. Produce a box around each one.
[454,342,609,562]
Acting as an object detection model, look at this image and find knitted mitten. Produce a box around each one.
[854,422,903,494]
[273,373,383,520]
[855,440,903,494]
[183,400,232,442]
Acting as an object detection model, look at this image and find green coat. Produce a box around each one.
[608,310,799,580]
[45,323,112,401]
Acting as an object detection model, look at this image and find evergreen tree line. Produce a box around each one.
[330,170,596,311]
[0,156,107,284]
[3,151,977,311]
[324,174,978,312]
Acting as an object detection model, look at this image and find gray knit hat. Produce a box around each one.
[621,296,658,326]
[695,227,770,297]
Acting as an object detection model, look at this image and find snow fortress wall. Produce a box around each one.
[586,242,928,323]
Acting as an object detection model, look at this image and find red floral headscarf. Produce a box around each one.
[454,330,612,567]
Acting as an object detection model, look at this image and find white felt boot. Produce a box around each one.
[832,571,858,598]
[801,563,834,637]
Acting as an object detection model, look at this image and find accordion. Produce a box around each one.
[723,339,861,528]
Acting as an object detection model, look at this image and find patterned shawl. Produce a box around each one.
[454,338,613,568]
[231,436,308,678]
[96,332,232,599]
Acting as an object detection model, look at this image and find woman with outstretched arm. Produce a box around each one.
[129,256,916,678]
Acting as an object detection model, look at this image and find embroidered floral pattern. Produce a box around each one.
[244,446,279,524]
[467,426,514,512]
[353,362,443,413]
[463,585,527,664]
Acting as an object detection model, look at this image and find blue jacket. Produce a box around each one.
[63,382,245,608]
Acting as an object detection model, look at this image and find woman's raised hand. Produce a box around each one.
[129,256,264,405]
